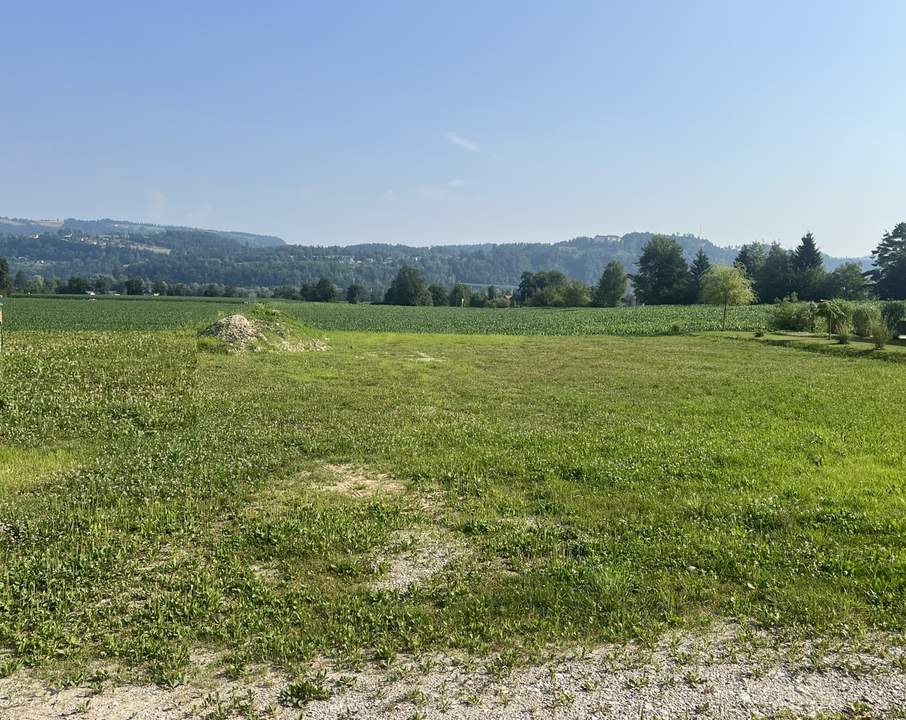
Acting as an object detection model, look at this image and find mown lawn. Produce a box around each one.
[1,309,904,686]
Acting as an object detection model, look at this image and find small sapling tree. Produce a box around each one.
[700,265,756,330]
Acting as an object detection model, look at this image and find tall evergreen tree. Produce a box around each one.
[792,232,823,274]
[631,235,691,305]
[870,222,906,299]
[689,248,712,302]
[792,232,826,300]
[0,256,10,294]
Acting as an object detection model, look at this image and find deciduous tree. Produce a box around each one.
[427,284,448,306]
[384,266,432,305]
[449,283,470,307]
[754,243,793,303]
[346,283,368,303]
[821,262,867,300]
[593,261,627,307]
[631,235,690,305]
[700,265,756,329]
[734,242,768,279]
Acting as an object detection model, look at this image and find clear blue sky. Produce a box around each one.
[2,1,904,255]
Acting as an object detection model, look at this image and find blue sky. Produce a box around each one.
[2,1,904,254]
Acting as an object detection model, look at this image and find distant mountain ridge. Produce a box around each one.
[0,215,284,248]
[0,215,872,291]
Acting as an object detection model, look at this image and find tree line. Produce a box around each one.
[2,223,904,306]
[377,224,905,310]
[0,228,866,294]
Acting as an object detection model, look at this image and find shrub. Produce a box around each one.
[768,298,813,332]
[871,321,890,350]
[881,301,906,335]
[670,322,683,335]
[852,307,879,337]
[816,299,853,336]
[836,329,850,344]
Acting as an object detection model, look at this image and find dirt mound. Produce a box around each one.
[200,308,330,354]
[200,314,260,349]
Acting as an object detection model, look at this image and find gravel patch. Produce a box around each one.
[199,314,260,350]
[2,627,905,719]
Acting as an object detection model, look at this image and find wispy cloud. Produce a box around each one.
[446,132,479,152]
[447,178,465,188]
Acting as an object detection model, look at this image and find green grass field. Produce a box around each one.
[1,297,905,688]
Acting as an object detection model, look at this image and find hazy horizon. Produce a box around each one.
[0,214,879,259]
[3,1,904,256]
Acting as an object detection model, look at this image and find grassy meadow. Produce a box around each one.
[1,296,905,687]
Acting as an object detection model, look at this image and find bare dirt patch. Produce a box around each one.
[239,464,405,521]
[371,528,467,593]
[320,464,406,498]
[3,627,906,719]
[250,563,281,583]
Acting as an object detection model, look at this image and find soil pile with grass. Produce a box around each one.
[199,307,330,353]
[200,314,260,350]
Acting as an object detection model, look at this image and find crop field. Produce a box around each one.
[2,296,246,331]
[4,295,770,335]
[276,300,771,335]
[2,298,906,717]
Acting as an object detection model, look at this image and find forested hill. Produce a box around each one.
[0,224,870,292]
[0,216,284,248]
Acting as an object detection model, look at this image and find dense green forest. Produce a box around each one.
[0,221,870,298]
